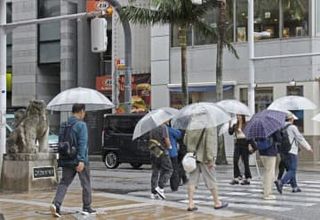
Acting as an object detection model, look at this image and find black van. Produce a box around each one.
[101,114,150,169]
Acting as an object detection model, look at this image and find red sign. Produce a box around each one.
[96,75,112,92]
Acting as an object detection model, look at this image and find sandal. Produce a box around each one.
[214,201,228,210]
[187,207,198,211]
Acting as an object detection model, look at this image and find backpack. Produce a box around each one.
[255,137,273,151]
[148,139,165,158]
[278,124,293,154]
[58,121,78,160]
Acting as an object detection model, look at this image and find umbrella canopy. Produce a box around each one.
[47,87,114,111]
[312,113,320,122]
[132,107,179,140]
[244,109,286,139]
[268,95,316,111]
[172,102,231,130]
[216,99,251,116]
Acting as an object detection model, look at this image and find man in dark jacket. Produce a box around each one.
[50,104,95,217]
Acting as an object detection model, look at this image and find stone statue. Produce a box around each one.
[7,100,49,154]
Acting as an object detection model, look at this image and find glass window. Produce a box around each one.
[38,0,60,64]
[236,0,248,42]
[282,0,309,38]
[39,22,60,41]
[255,87,273,112]
[6,3,12,67]
[106,117,138,134]
[254,0,279,40]
[194,8,218,45]
[38,0,60,18]
[240,87,248,105]
[287,85,304,132]
[39,42,60,64]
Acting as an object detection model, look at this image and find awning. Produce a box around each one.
[168,81,236,93]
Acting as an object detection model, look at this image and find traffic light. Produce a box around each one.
[91,17,108,53]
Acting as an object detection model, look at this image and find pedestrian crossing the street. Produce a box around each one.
[129,177,320,213]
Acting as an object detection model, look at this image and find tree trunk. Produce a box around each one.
[178,25,189,106]
[215,0,228,165]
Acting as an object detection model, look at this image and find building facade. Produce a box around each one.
[6,0,320,161]
[151,0,320,161]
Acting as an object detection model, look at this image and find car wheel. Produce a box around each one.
[130,163,142,169]
[104,152,120,169]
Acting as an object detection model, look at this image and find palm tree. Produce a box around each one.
[121,0,220,106]
[121,0,238,163]
[215,0,227,164]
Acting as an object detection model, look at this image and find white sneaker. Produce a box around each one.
[263,195,276,200]
[155,186,166,199]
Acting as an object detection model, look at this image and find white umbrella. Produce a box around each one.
[172,102,231,130]
[312,113,320,122]
[132,107,179,140]
[47,87,114,111]
[268,95,316,111]
[216,99,251,116]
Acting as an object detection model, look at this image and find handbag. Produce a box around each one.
[182,129,205,173]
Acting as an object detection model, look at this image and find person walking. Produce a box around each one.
[184,126,228,211]
[50,104,96,217]
[149,123,173,199]
[257,131,281,200]
[167,123,182,191]
[275,112,313,194]
[229,114,256,185]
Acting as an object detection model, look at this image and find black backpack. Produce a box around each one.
[58,121,78,159]
[278,124,293,154]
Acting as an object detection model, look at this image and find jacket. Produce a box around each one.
[184,127,215,164]
[258,132,280,157]
[58,115,89,167]
[285,122,312,155]
[167,126,182,158]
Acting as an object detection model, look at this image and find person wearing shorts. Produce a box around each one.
[184,127,228,211]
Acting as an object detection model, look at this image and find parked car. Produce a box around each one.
[5,113,59,153]
[101,114,150,169]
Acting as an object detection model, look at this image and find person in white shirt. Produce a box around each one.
[275,112,313,194]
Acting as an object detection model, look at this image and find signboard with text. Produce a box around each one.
[33,166,55,180]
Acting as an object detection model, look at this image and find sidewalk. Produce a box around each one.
[0,189,268,220]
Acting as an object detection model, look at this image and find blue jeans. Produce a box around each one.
[281,153,298,188]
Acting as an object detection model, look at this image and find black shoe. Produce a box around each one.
[50,203,61,218]
[292,187,302,193]
[274,180,283,194]
[82,207,97,215]
[229,179,239,185]
[241,179,250,185]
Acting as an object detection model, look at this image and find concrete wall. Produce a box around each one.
[11,0,38,106]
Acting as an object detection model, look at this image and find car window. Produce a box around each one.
[106,117,139,134]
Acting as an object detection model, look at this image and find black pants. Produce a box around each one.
[150,154,173,193]
[170,157,180,191]
[278,153,290,180]
[233,143,251,179]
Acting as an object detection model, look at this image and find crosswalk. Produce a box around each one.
[129,177,320,213]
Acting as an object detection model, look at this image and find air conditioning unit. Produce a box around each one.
[91,18,108,53]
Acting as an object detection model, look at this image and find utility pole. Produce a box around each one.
[108,0,132,113]
[0,0,7,178]
[248,0,255,114]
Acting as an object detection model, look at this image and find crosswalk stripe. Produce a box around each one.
[128,177,320,212]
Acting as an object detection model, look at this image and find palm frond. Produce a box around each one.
[223,39,239,59]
